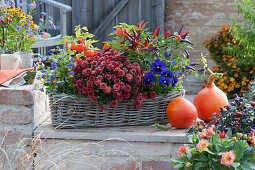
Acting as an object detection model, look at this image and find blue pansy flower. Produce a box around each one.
[143,72,156,86]
[50,75,56,80]
[48,49,53,55]
[165,53,173,58]
[161,69,173,79]
[150,58,166,74]
[178,72,185,79]
[171,75,178,88]
[68,71,74,78]
[26,28,32,34]
[171,59,177,65]
[0,2,4,10]
[29,33,35,38]
[39,88,44,92]
[158,77,171,87]
[51,62,57,70]
[29,2,36,9]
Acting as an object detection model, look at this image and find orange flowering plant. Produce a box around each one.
[203,25,254,97]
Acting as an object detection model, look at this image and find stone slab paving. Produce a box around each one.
[34,120,190,144]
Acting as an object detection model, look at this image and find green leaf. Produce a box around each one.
[234,142,243,161]
[240,149,254,162]
[240,163,251,170]
[193,162,208,170]
[232,162,240,168]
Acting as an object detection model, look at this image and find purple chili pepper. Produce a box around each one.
[136,32,141,40]
[180,39,194,45]
[182,32,188,39]
[197,68,205,72]
[148,47,158,53]
[178,25,184,35]
[184,50,190,59]
[189,62,201,66]
[140,47,148,51]
[185,65,196,71]
[126,34,133,42]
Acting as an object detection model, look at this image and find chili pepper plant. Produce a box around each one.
[106,22,201,95]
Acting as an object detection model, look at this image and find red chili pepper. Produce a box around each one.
[164,32,171,39]
[138,43,145,48]
[124,29,132,38]
[234,118,240,121]
[172,34,182,41]
[148,44,153,49]
[138,20,144,29]
[181,31,190,38]
[153,27,160,39]
[236,112,242,117]
[144,39,148,47]
[3,40,5,43]
[250,101,255,107]
[236,125,240,129]
[1,20,4,23]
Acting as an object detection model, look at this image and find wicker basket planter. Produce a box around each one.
[49,91,185,128]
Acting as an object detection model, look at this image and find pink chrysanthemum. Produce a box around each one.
[100,83,107,90]
[150,92,156,99]
[118,70,125,77]
[123,92,131,99]
[113,84,121,92]
[104,86,111,94]
[110,100,118,107]
[125,73,133,82]
[221,150,235,166]
[134,75,142,83]
[177,145,191,157]
[196,139,210,153]
[124,84,131,92]
[82,68,92,77]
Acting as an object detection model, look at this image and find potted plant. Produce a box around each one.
[0,1,54,69]
[37,22,200,128]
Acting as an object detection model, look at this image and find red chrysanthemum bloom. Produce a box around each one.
[89,96,97,102]
[91,60,98,66]
[105,73,111,80]
[150,92,156,99]
[110,100,118,107]
[130,68,136,75]
[118,70,125,77]
[86,81,94,88]
[142,93,148,100]
[96,75,103,80]
[89,76,96,82]
[125,73,133,82]
[104,86,111,94]
[113,84,121,92]
[82,68,92,77]
[123,92,131,99]
[134,75,141,83]
[119,82,125,89]
[94,79,102,86]
[124,84,131,92]
[81,60,89,68]
[100,83,107,90]
[114,79,121,84]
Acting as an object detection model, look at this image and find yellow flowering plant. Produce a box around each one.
[0,0,54,53]
[203,25,254,97]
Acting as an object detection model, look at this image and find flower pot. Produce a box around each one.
[0,53,22,70]
[15,52,34,69]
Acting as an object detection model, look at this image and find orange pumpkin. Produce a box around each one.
[193,72,228,121]
[166,97,198,129]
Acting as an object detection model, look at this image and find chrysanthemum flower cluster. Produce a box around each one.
[72,47,155,110]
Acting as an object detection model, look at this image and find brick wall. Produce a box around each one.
[165,0,240,65]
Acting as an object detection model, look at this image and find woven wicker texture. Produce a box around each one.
[49,91,185,128]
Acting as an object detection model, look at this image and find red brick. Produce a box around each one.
[0,88,33,105]
[0,107,33,124]
[101,161,139,170]
[142,161,175,170]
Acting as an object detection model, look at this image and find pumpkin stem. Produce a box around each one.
[207,72,223,83]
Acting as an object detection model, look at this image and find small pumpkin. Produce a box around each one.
[166,97,198,129]
[193,70,228,121]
